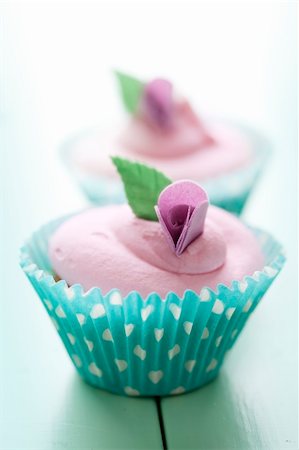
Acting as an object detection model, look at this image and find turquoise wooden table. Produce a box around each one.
[1,3,297,449]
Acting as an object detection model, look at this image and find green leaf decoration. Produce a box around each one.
[114,70,144,114]
[112,156,172,221]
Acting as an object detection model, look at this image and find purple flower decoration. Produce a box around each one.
[143,78,173,127]
[155,181,209,256]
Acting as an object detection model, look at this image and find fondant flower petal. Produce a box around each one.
[143,79,173,126]
[166,204,192,244]
[154,205,176,252]
[176,201,209,255]
[156,181,209,255]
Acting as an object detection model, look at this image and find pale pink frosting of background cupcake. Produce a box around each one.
[70,120,253,179]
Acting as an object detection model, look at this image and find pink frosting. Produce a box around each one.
[48,205,264,297]
[120,100,213,158]
[70,121,253,181]
[117,216,226,275]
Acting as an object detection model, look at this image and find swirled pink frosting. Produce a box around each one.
[49,205,264,297]
[120,100,213,158]
[70,121,253,181]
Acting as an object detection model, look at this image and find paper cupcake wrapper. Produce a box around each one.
[20,217,285,397]
[61,123,270,215]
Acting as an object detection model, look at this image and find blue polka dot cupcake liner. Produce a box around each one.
[60,124,270,215]
[20,216,285,397]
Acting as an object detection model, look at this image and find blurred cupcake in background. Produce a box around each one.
[61,71,270,214]
[20,159,285,396]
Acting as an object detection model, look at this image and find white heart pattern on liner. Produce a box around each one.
[215,336,223,347]
[169,304,181,320]
[201,327,209,340]
[109,291,123,305]
[206,358,218,373]
[225,307,236,320]
[134,345,146,360]
[154,328,164,342]
[67,333,76,345]
[212,299,224,315]
[76,313,86,325]
[102,329,113,342]
[231,329,238,339]
[51,317,59,330]
[168,344,180,360]
[170,386,186,395]
[84,338,94,352]
[44,299,53,310]
[148,370,163,384]
[243,300,252,313]
[90,304,106,319]
[124,324,134,337]
[141,305,154,321]
[115,359,128,372]
[55,305,66,318]
[124,386,140,396]
[200,288,210,302]
[72,354,82,368]
[183,321,193,335]
[185,360,196,373]
[88,362,102,377]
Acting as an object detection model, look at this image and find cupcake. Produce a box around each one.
[20,159,285,396]
[61,71,270,214]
